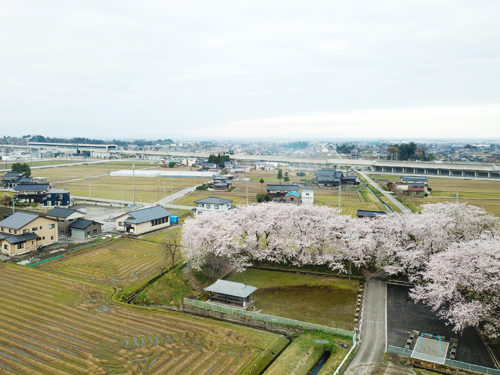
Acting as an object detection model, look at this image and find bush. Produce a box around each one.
[296,172,306,177]
[256,192,271,203]
[196,184,208,191]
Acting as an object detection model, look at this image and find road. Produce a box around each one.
[356,170,411,213]
[0,159,120,173]
[345,273,388,375]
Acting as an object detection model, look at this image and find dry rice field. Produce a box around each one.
[0,263,284,375]
[36,237,173,293]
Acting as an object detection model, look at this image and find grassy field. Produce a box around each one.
[264,331,351,375]
[36,235,178,293]
[0,159,87,169]
[371,174,500,216]
[227,269,359,330]
[30,161,207,203]
[0,263,286,375]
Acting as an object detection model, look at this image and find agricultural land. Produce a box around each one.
[371,174,500,216]
[0,263,287,375]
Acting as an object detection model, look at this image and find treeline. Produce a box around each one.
[386,142,435,161]
[208,153,231,167]
[283,141,308,149]
[28,135,174,147]
[336,144,355,154]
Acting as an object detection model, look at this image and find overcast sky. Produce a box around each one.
[1,1,499,140]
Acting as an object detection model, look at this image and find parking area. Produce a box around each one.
[386,284,495,367]
[72,204,127,232]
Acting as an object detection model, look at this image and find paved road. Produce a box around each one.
[0,159,119,173]
[345,273,387,375]
[356,170,411,213]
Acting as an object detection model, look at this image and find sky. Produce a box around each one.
[1,1,500,140]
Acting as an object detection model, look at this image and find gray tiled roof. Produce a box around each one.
[1,172,24,180]
[195,196,233,204]
[123,205,172,224]
[46,207,77,218]
[14,183,50,192]
[266,184,299,191]
[2,232,40,244]
[70,219,100,230]
[205,279,257,298]
[0,212,39,229]
[356,210,387,217]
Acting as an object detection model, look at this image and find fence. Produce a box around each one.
[387,345,500,375]
[183,298,356,341]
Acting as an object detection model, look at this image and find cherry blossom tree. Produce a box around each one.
[374,203,498,279]
[410,238,500,338]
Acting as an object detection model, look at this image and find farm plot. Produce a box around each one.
[0,263,285,375]
[36,237,173,292]
[228,268,360,330]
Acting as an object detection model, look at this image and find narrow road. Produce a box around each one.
[356,170,410,213]
[345,273,387,375]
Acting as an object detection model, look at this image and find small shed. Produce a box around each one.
[205,279,257,308]
[69,219,103,239]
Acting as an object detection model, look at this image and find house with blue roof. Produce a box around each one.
[115,205,172,235]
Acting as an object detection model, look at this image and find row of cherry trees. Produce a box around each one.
[181,202,499,337]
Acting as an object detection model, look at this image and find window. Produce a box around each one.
[3,245,7,250]
[49,224,55,229]
[8,229,12,233]
[215,205,219,209]
[206,204,211,209]
[42,237,45,240]
[39,226,42,229]
[23,229,29,234]
[117,222,124,227]
[32,227,38,231]
[17,243,24,249]
[50,236,54,240]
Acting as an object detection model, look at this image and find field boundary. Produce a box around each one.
[247,264,365,280]
[184,298,356,340]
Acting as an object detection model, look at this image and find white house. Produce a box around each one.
[194,197,234,216]
[115,205,171,235]
[301,190,314,205]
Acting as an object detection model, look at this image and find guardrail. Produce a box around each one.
[183,298,356,340]
[387,345,500,375]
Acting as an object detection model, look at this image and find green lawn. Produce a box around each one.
[227,269,359,329]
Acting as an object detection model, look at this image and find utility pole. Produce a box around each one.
[132,163,136,207]
[88,176,91,198]
[456,190,459,203]
[338,182,342,212]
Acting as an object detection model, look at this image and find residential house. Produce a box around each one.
[1,172,24,188]
[45,207,85,234]
[342,175,359,185]
[0,212,58,256]
[208,176,232,191]
[266,184,300,202]
[284,191,301,204]
[69,219,102,239]
[205,279,257,308]
[200,162,218,171]
[44,189,71,207]
[301,190,314,205]
[194,197,233,216]
[14,183,50,203]
[115,205,171,235]
[316,169,343,187]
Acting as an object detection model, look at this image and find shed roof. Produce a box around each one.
[70,219,101,230]
[401,176,428,182]
[266,184,299,191]
[123,205,171,224]
[356,210,387,217]
[1,172,24,180]
[14,183,50,192]
[2,232,40,244]
[0,212,40,229]
[205,279,257,298]
[46,207,77,218]
[194,196,233,205]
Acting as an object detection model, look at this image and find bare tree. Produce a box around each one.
[162,237,181,266]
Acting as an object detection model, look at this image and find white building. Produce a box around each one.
[301,190,314,205]
[194,197,234,216]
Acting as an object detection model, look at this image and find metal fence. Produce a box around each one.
[183,298,356,340]
[387,345,500,375]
